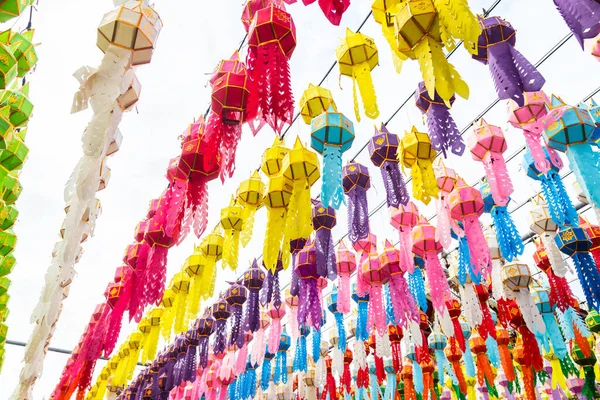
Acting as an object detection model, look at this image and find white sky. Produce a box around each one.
[1,0,599,398]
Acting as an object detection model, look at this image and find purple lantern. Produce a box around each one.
[289,239,306,298]
[196,311,215,368]
[312,199,337,281]
[553,0,600,48]
[224,282,247,348]
[183,327,199,383]
[172,335,189,387]
[295,239,322,330]
[368,125,409,208]
[211,298,230,356]
[343,162,370,245]
[415,81,465,157]
[243,260,266,333]
[473,16,545,106]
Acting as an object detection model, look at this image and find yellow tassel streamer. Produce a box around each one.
[142,308,163,363]
[172,276,189,334]
[183,248,206,321]
[237,171,264,247]
[284,180,313,243]
[466,378,476,400]
[399,127,439,205]
[381,23,406,73]
[240,206,257,247]
[433,0,481,54]
[222,228,240,271]
[264,207,287,272]
[549,358,566,390]
[353,63,379,120]
[159,289,176,340]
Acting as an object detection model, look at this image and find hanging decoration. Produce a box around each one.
[552,0,600,51]
[296,238,322,330]
[283,0,349,26]
[220,197,245,271]
[237,171,265,247]
[342,162,371,244]
[390,200,419,274]
[371,0,406,73]
[312,200,337,280]
[369,124,409,208]
[310,105,355,209]
[433,163,461,249]
[473,16,545,106]
[399,126,439,205]
[336,28,379,121]
[299,83,337,124]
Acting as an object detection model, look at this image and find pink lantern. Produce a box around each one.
[433,164,462,248]
[267,302,286,354]
[380,239,419,328]
[390,201,419,273]
[468,119,513,206]
[448,178,491,278]
[361,251,388,335]
[336,241,356,314]
[411,217,452,314]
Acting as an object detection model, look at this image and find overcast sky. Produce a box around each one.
[1,0,599,398]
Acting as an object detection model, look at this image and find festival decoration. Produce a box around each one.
[299,83,337,124]
[312,200,337,280]
[361,245,388,335]
[399,126,438,205]
[336,28,379,121]
[473,16,545,106]
[369,124,409,209]
[390,201,419,275]
[243,259,265,334]
[415,81,465,157]
[245,3,296,134]
[552,0,600,50]
[296,238,322,330]
[343,162,371,244]
[220,197,245,271]
[371,0,405,73]
[283,0,349,26]
[225,282,248,348]
[335,240,355,315]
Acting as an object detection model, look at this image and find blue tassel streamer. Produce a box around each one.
[384,284,396,325]
[312,327,321,363]
[356,296,369,341]
[567,143,600,210]
[413,361,424,394]
[435,350,446,387]
[534,326,550,353]
[572,253,600,311]
[408,267,429,312]
[322,145,345,209]
[335,312,347,351]
[463,347,476,378]
[457,235,481,285]
[384,371,397,400]
[556,308,574,343]
[247,368,256,399]
[369,364,382,400]
[293,328,309,373]
[228,379,237,400]
[357,387,367,400]
[542,313,567,359]
[491,206,524,261]
[566,306,592,338]
[274,349,287,384]
[485,336,501,368]
[260,356,272,391]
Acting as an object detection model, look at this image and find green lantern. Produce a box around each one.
[2,172,21,204]
[0,135,27,171]
[0,254,14,276]
[0,82,33,127]
[585,310,600,333]
[0,106,13,151]
[0,307,8,322]
[0,0,33,23]
[0,276,8,295]
[0,42,17,89]
[0,230,16,256]
[0,292,8,311]
[0,204,17,230]
[0,29,37,77]
[0,322,6,346]
[571,338,599,399]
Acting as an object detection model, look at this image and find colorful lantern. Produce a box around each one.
[394,0,472,102]
[448,178,490,278]
[299,84,337,124]
[500,261,545,333]
[312,200,337,280]
[336,28,379,121]
[335,241,355,315]
[211,298,230,356]
[0,85,32,127]
[224,282,248,348]
[371,0,406,73]
[445,338,467,395]
[342,162,371,244]
[532,288,568,360]
[198,228,224,301]
[433,163,461,249]
[296,239,322,330]
[415,81,465,157]
[310,106,354,209]
[473,16,545,106]
[245,3,296,134]
[361,249,389,335]
[469,332,496,390]
[243,260,266,335]
[390,201,419,274]
[220,197,244,271]
[283,0,349,25]
[553,0,600,50]
[0,0,33,23]
[206,52,250,181]
[97,0,162,66]
[196,312,215,368]
[399,126,439,205]
[369,124,409,208]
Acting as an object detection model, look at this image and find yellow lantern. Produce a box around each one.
[371,0,406,73]
[262,138,293,272]
[281,137,319,265]
[237,171,265,247]
[393,0,471,101]
[141,307,163,363]
[171,272,191,333]
[299,83,337,124]
[199,227,224,300]
[183,245,206,320]
[97,0,163,66]
[159,288,176,339]
[220,197,244,271]
[336,28,379,121]
[399,126,439,204]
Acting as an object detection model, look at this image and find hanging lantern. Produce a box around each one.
[335,241,355,315]
[268,300,286,354]
[327,286,347,352]
[415,81,465,157]
[196,312,215,369]
[553,0,600,51]
[0,41,16,90]
[394,0,471,102]
[224,282,248,348]
[380,239,418,328]
[97,0,162,66]
[532,288,568,360]
[237,172,265,248]
[211,298,230,356]
[251,312,270,366]
[390,200,419,273]
[428,329,449,387]
[198,228,223,301]
[371,0,407,73]
[283,0,349,25]
[336,28,379,121]
[312,200,337,280]
[299,83,337,124]
[296,239,322,330]
[220,197,244,271]
[289,239,305,298]
[369,124,409,208]
[500,261,545,333]
[0,0,34,23]
[310,106,355,209]
[399,126,439,205]
[361,250,389,335]
[473,16,545,106]
[469,332,496,389]
[342,162,371,244]
[243,259,266,333]
[0,85,32,127]
[245,3,296,135]
[262,137,292,272]
[206,52,251,181]
[448,177,490,278]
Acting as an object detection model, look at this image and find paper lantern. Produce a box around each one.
[296,239,322,330]
[335,241,355,315]
[342,162,370,244]
[0,85,33,127]
[311,106,354,209]
[243,260,265,333]
[570,337,599,399]
[399,126,438,204]
[0,29,37,78]
[336,28,379,121]
[220,197,244,271]
[312,200,337,280]
[196,312,215,368]
[390,201,419,273]
[369,124,409,208]
[236,171,264,247]
[381,239,418,328]
[0,135,28,171]
[361,251,388,335]
[473,16,544,106]
[299,84,337,124]
[371,0,406,73]
[211,298,230,356]
[224,282,248,348]
[246,4,296,134]
[585,309,600,333]
[97,1,162,66]
[0,0,34,23]
[0,42,16,89]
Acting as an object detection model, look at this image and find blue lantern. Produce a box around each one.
[310,105,355,209]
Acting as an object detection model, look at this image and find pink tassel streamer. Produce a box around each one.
[337,274,351,314]
[523,129,550,174]
[269,317,282,354]
[165,181,188,242]
[235,343,248,375]
[185,177,209,238]
[398,229,414,273]
[482,153,513,207]
[127,242,150,322]
[368,284,387,336]
[145,245,169,305]
[424,253,452,314]
[389,274,419,328]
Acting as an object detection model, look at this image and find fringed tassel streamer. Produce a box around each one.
[322,145,345,209]
[491,206,523,262]
[408,267,428,312]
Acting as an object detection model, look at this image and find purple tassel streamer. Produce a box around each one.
[427,103,465,157]
[229,304,244,348]
[273,269,282,308]
[316,228,337,280]
[184,330,199,383]
[290,268,301,297]
[380,162,409,208]
[553,0,600,48]
[245,289,260,333]
[214,319,228,355]
[198,336,210,368]
[347,188,369,245]
[298,279,322,330]
[259,270,274,305]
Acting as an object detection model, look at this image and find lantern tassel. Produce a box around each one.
[567,143,600,209]
[408,267,428,312]
[423,253,452,314]
[389,273,420,328]
[482,153,512,206]
[222,228,240,271]
[572,252,600,311]
[462,216,491,278]
[426,101,465,157]
[523,129,552,176]
[434,0,481,53]
[347,186,369,244]
[352,63,379,120]
[185,176,209,238]
[240,205,257,248]
[410,158,439,205]
[264,208,286,272]
[379,23,406,73]
[322,145,345,209]
[337,272,351,314]
[491,206,524,262]
[219,120,244,182]
[381,161,410,208]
